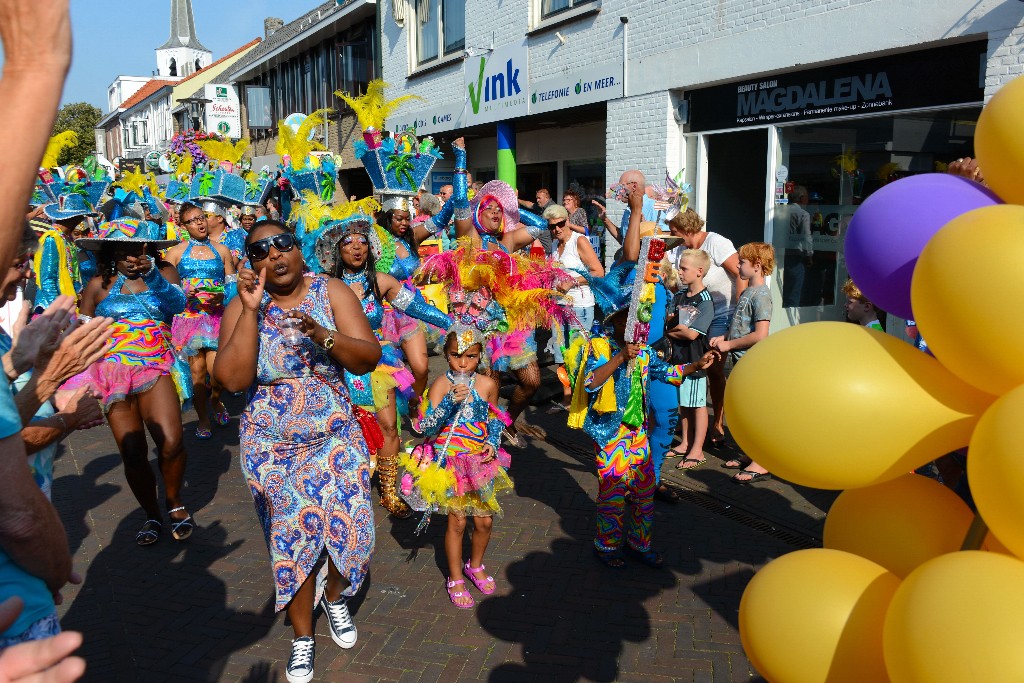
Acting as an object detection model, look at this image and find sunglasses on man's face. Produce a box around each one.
[246,232,296,262]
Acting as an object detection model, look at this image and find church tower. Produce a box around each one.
[155,0,212,78]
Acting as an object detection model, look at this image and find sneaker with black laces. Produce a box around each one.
[319,590,357,648]
[286,636,315,683]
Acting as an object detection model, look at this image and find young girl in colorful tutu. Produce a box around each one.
[399,326,513,609]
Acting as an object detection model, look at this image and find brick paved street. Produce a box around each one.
[52,363,812,682]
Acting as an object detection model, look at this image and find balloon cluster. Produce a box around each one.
[730,73,1024,682]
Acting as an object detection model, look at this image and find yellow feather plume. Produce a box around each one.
[41,131,79,169]
[290,190,381,232]
[276,110,331,170]
[114,167,160,196]
[197,138,251,165]
[335,80,421,131]
[176,153,194,180]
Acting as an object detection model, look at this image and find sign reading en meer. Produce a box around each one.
[530,59,623,115]
[687,41,985,132]
[464,41,529,126]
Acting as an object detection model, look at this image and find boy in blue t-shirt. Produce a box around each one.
[665,249,715,470]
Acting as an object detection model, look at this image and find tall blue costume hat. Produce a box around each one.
[188,167,246,207]
[43,192,98,221]
[240,176,272,212]
[76,218,180,252]
[164,179,190,204]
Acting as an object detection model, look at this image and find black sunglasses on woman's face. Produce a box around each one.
[246,232,296,262]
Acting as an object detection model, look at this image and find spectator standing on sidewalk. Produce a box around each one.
[709,242,775,483]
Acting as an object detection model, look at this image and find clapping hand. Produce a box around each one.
[10,296,74,377]
[35,315,115,386]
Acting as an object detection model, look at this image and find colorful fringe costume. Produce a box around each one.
[399,372,513,527]
[564,336,691,554]
[418,239,573,370]
[171,240,226,356]
[64,270,192,412]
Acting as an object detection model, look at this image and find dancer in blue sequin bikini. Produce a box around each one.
[164,202,237,438]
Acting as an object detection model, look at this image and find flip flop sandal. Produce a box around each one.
[196,427,212,440]
[625,545,665,568]
[593,549,626,569]
[463,562,496,594]
[733,470,773,484]
[212,410,230,427]
[502,428,525,449]
[169,507,194,541]
[446,579,475,609]
[665,446,689,459]
[721,458,749,469]
[136,519,162,547]
[676,457,707,471]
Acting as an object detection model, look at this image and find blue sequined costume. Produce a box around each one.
[171,240,226,356]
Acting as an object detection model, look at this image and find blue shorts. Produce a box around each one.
[678,375,707,408]
[708,312,730,338]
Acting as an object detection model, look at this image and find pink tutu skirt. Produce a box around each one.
[61,318,193,412]
[381,306,426,346]
[172,312,221,356]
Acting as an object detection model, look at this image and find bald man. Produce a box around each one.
[596,170,669,243]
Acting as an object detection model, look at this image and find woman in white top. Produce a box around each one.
[669,209,746,447]
[545,204,604,410]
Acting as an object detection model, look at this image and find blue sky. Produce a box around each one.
[59,0,323,110]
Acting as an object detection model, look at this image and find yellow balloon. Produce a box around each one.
[741,549,900,683]
[967,385,1024,559]
[983,530,1017,558]
[726,322,993,489]
[912,205,1024,396]
[976,73,1024,205]
[884,551,1024,682]
[824,474,973,578]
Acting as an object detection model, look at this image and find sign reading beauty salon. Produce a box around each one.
[464,41,529,126]
[204,84,242,139]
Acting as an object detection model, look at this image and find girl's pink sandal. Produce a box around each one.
[463,562,496,595]
[446,579,475,609]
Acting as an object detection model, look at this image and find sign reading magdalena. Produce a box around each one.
[737,72,892,116]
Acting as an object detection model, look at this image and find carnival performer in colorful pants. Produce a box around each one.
[164,202,236,438]
[565,268,714,569]
[69,219,195,546]
[308,210,451,519]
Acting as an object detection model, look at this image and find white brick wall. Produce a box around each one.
[986,24,1024,99]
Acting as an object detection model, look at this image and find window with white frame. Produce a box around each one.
[414,0,465,66]
[539,0,597,20]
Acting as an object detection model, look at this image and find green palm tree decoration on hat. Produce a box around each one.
[385,152,416,190]
[197,170,215,196]
[244,178,261,200]
[319,174,335,201]
[171,184,189,200]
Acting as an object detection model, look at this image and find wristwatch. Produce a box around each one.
[319,330,336,351]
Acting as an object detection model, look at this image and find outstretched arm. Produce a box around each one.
[450,138,476,241]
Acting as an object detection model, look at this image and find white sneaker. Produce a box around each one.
[286,636,315,683]
[319,589,358,648]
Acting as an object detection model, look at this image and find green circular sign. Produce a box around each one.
[574,81,582,95]
[531,93,537,104]
[432,115,437,125]
[216,121,231,135]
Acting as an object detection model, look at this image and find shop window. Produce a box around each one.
[413,0,465,66]
[772,107,981,329]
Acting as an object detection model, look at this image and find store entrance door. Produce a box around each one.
[517,162,559,202]
[704,129,769,249]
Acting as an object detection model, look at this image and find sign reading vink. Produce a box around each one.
[464,41,529,125]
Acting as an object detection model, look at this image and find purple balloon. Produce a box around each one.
[844,174,1001,319]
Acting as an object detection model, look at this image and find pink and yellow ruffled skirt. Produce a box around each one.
[62,319,192,412]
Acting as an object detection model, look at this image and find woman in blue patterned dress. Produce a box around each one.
[214,221,381,683]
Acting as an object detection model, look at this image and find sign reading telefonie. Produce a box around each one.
[464,41,529,125]
[530,59,623,115]
[204,84,242,139]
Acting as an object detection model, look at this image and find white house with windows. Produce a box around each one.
[382,0,1024,339]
